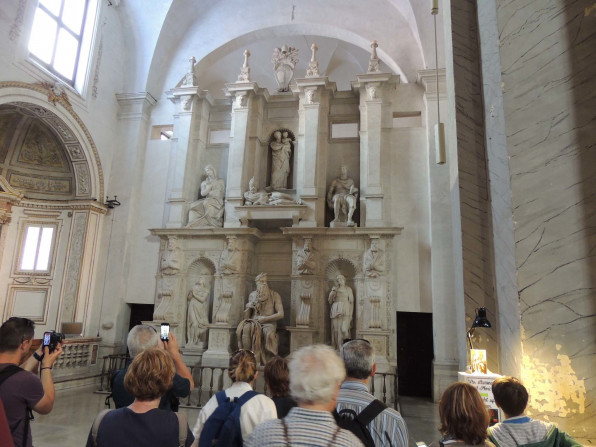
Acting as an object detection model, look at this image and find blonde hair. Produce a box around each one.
[438,382,489,445]
[229,349,257,383]
[124,348,174,401]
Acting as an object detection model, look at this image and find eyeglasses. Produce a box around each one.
[342,338,370,345]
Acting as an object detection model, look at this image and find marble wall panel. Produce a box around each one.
[496,0,596,441]
[448,0,499,370]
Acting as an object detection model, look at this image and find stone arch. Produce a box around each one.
[0,82,104,201]
[187,257,217,276]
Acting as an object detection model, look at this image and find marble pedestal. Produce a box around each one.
[288,326,317,352]
[201,324,234,367]
[180,346,205,367]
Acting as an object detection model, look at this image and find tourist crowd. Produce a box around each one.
[0,319,582,447]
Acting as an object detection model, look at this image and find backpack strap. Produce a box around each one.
[356,399,386,426]
[236,390,259,406]
[175,412,188,447]
[215,390,227,405]
[91,409,113,447]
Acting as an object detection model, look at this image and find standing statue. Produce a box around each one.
[219,237,241,275]
[270,130,293,190]
[187,165,225,227]
[186,278,210,348]
[328,274,354,350]
[160,236,183,275]
[272,45,299,92]
[295,238,317,275]
[327,165,359,226]
[363,238,385,277]
[236,273,284,364]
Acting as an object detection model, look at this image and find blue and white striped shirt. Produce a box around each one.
[336,380,408,447]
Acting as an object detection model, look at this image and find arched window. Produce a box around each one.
[28,0,99,92]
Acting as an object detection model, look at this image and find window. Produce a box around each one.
[28,0,99,92]
[19,225,56,273]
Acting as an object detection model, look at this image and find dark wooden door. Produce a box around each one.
[396,311,433,397]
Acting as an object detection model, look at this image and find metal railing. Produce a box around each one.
[96,355,399,411]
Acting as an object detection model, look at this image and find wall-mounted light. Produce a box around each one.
[105,196,121,209]
[466,307,492,350]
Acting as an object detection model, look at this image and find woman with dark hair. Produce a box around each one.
[430,382,496,447]
[190,349,276,446]
[86,348,194,447]
[264,356,297,418]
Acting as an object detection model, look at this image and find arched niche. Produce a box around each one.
[0,82,104,200]
[324,257,357,344]
[186,257,217,340]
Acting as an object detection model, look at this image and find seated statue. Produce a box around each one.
[244,177,302,206]
[236,273,284,364]
[327,165,358,226]
[187,165,225,227]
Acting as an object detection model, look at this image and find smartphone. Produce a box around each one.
[43,332,52,347]
[160,323,170,341]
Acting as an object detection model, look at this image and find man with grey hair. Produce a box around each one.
[111,325,194,410]
[246,345,363,446]
[337,339,408,447]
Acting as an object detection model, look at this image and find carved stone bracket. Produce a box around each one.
[296,293,312,326]
[214,292,233,324]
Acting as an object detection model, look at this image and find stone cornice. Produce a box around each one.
[19,198,108,213]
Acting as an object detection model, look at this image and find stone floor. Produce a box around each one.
[30,386,440,446]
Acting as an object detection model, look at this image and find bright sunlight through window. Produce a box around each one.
[28,0,99,92]
[20,225,55,272]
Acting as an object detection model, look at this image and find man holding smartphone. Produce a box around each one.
[0,317,63,447]
[111,324,194,410]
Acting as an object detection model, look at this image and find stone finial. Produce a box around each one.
[367,40,381,73]
[237,49,251,82]
[182,56,197,87]
[306,43,320,78]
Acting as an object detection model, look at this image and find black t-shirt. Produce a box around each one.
[272,395,298,419]
[86,407,194,447]
[111,364,190,410]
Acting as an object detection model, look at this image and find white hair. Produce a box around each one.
[127,325,159,357]
[289,344,346,404]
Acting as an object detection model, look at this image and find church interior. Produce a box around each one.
[0,0,594,444]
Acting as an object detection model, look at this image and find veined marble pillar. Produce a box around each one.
[293,78,336,227]
[354,74,398,227]
[223,82,262,227]
[165,86,213,228]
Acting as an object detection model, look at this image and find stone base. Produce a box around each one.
[357,329,391,367]
[180,346,205,367]
[201,324,234,367]
[330,221,358,228]
[287,326,317,352]
[432,360,460,402]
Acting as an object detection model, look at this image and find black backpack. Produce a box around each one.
[0,365,34,447]
[198,390,258,447]
[333,399,386,447]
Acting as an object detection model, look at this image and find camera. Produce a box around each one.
[43,330,65,352]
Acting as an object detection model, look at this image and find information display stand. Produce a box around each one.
[458,372,502,425]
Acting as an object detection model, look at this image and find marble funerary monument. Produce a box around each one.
[149,44,402,375]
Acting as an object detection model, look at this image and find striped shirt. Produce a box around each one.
[336,380,408,447]
[245,407,364,446]
[488,416,554,447]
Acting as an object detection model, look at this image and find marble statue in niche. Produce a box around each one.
[160,236,183,275]
[295,238,317,275]
[236,273,284,364]
[272,45,299,92]
[186,278,210,348]
[219,236,241,275]
[363,238,385,278]
[244,177,302,206]
[270,130,293,190]
[328,274,354,350]
[187,165,225,227]
[327,165,359,226]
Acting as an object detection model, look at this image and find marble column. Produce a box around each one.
[353,73,398,227]
[223,82,261,227]
[292,78,336,227]
[165,85,213,228]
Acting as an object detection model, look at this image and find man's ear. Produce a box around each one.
[370,363,377,378]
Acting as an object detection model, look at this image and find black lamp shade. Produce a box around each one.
[471,307,492,329]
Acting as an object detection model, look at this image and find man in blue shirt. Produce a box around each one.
[111,325,194,410]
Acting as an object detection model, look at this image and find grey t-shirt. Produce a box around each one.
[0,364,44,447]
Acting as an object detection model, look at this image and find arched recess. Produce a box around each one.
[0,82,104,200]
[0,82,105,338]
[185,257,216,345]
[324,257,357,345]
